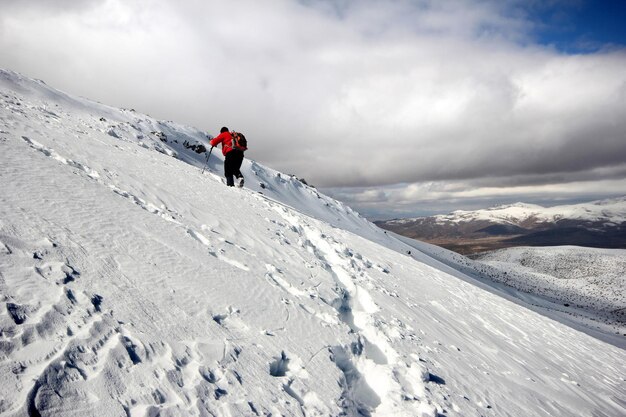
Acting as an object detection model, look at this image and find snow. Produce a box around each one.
[397,198,626,226]
[391,235,626,348]
[473,246,626,335]
[1,69,625,417]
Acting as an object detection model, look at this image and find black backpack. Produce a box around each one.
[231,131,247,151]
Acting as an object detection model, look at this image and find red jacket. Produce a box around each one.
[210,131,235,156]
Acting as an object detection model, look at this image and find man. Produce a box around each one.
[209,127,246,187]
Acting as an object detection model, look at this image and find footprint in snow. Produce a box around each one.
[269,351,290,377]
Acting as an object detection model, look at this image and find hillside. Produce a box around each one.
[376,200,626,254]
[472,247,626,330]
[1,69,624,417]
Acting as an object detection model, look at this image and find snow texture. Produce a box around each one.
[473,246,626,335]
[0,69,625,417]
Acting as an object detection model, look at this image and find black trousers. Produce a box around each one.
[224,149,244,186]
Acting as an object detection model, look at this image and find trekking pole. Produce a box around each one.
[201,146,214,174]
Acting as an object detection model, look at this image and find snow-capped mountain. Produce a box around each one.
[430,199,626,226]
[1,69,624,417]
[376,199,626,254]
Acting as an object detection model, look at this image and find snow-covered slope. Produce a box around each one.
[1,69,625,417]
[473,247,626,330]
[391,199,626,226]
[387,234,626,344]
[471,245,626,333]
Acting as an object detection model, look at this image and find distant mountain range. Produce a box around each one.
[375,198,626,254]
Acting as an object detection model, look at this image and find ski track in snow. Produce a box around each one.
[264,202,437,415]
[1,69,625,417]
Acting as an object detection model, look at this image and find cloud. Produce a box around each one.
[327,175,626,219]
[0,0,103,13]
[1,0,625,217]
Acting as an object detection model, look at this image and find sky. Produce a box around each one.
[1,0,625,219]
